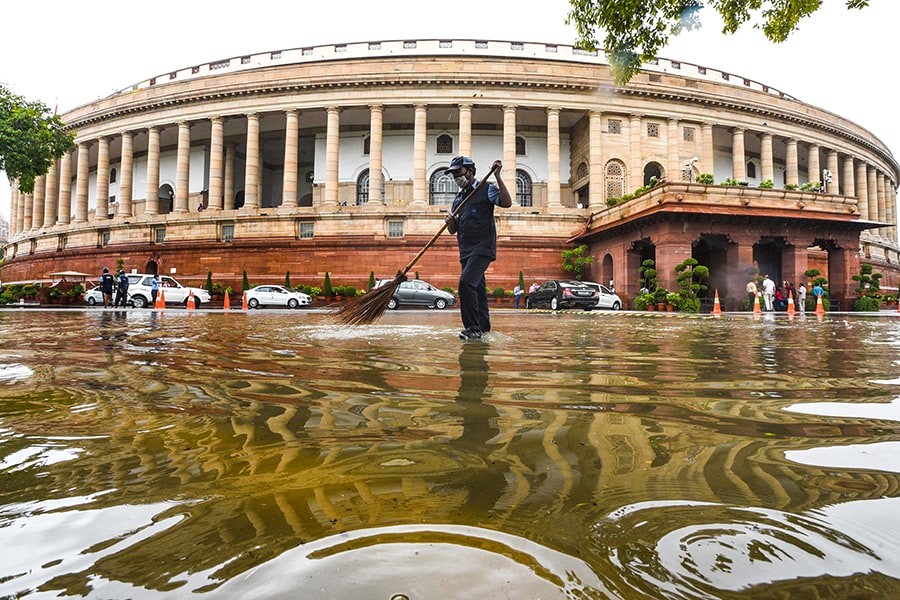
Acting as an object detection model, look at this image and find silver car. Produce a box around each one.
[377,279,456,310]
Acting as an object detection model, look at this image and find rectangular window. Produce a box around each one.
[683,126,695,142]
[154,227,166,244]
[387,221,404,238]
[100,230,110,247]
[57,235,67,251]
[220,223,234,242]
[299,222,315,239]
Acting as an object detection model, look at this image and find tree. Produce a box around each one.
[284,271,291,288]
[567,0,870,85]
[242,270,250,292]
[562,244,593,280]
[1,84,75,194]
[205,271,214,294]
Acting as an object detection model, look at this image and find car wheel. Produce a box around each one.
[550,297,559,310]
[131,296,147,309]
[434,298,447,310]
[248,298,260,309]
[288,298,299,309]
[612,301,621,310]
[525,298,532,309]
[387,297,399,310]
[87,296,97,306]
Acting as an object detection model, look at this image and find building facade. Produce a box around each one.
[3,39,898,307]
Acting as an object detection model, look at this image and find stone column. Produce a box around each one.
[96,137,110,220]
[207,117,224,211]
[502,105,517,195]
[731,128,746,182]
[877,171,887,236]
[412,104,428,208]
[322,107,340,209]
[826,150,840,194]
[119,131,134,218]
[781,244,809,289]
[867,166,878,227]
[630,115,642,190]
[589,110,603,208]
[546,107,562,213]
[281,110,299,209]
[891,184,898,242]
[785,139,799,187]
[43,160,58,227]
[58,150,72,225]
[32,176,45,229]
[366,105,384,209]
[667,118,680,179]
[224,141,236,210]
[242,114,260,210]
[760,133,774,183]
[74,142,90,222]
[701,123,714,177]
[174,123,190,212]
[23,192,33,231]
[10,182,20,235]
[807,144,820,187]
[843,156,855,199]
[855,160,868,220]
[459,104,472,158]
[145,127,160,215]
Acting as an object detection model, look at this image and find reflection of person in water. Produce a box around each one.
[451,341,507,514]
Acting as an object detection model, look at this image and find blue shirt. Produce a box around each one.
[451,177,502,261]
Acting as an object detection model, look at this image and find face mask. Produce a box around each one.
[453,174,469,189]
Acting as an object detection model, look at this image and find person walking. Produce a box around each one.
[150,275,159,307]
[99,267,115,308]
[444,156,512,340]
[115,269,130,308]
[513,283,523,309]
[745,279,758,311]
[762,274,776,311]
[798,282,807,313]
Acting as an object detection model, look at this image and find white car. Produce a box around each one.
[582,281,622,310]
[245,285,312,309]
[126,274,211,309]
[84,285,123,306]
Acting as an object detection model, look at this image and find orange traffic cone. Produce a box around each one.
[753,293,762,313]
[815,294,825,315]
[712,289,722,314]
[786,289,796,315]
[242,291,248,310]
[155,288,166,310]
[187,291,196,310]
[223,293,231,310]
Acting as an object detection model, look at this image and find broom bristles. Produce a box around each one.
[333,272,407,325]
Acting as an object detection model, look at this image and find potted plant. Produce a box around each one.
[653,287,669,311]
[493,287,506,303]
[666,292,680,312]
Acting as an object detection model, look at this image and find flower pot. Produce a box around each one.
[657,303,667,311]
[667,304,675,312]
[646,304,655,311]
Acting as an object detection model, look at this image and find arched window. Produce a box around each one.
[357,169,385,205]
[605,159,626,201]
[436,134,453,154]
[430,169,457,205]
[109,167,117,184]
[516,170,532,207]
[747,161,757,179]
[643,162,664,186]
[576,162,589,180]
[516,136,526,156]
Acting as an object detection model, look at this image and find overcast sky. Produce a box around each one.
[2,0,897,221]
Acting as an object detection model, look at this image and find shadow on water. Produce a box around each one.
[2,309,900,598]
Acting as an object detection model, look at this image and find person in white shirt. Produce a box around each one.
[762,275,776,311]
[797,283,807,313]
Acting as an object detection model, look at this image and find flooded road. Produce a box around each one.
[2,307,900,599]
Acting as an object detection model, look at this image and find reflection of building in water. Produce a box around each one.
[4,39,899,309]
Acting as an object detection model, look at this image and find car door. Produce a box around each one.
[534,281,556,307]
[395,281,415,304]
[160,276,186,303]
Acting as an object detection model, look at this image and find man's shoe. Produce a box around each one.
[458,328,483,340]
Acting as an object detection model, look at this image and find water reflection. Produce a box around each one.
[2,309,900,598]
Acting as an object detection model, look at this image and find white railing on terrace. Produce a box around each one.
[112,39,794,101]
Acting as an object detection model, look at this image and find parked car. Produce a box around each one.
[375,279,456,310]
[84,285,123,306]
[525,280,599,310]
[126,274,211,309]
[245,285,312,309]
[581,281,623,310]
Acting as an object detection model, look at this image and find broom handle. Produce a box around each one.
[399,163,500,277]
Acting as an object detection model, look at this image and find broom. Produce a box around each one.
[334,163,500,326]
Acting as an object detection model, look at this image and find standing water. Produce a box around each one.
[2,308,900,599]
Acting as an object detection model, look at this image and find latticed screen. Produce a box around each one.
[605,160,626,199]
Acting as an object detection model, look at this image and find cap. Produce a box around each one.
[446,155,475,174]
[102,267,109,273]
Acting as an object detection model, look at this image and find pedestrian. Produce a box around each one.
[529,282,539,294]
[115,269,130,308]
[513,283,523,309]
[812,281,825,308]
[444,156,512,340]
[745,279,758,311]
[762,274,776,311]
[798,282,807,313]
[99,267,115,308]
[150,275,159,307]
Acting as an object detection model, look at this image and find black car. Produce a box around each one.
[525,280,599,310]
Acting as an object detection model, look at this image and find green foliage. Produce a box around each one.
[784,183,799,191]
[562,244,594,280]
[804,268,828,290]
[205,271,214,294]
[653,287,669,303]
[634,293,654,310]
[759,179,775,189]
[242,270,250,292]
[493,286,506,298]
[518,271,526,291]
[566,1,869,85]
[721,177,741,186]
[606,197,621,207]
[67,284,85,297]
[695,173,714,185]
[853,296,881,312]
[442,286,455,295]
[116,258,125,272]
[672,257,709,312]
[323,272,333,296]
[284,271,291,288]
[368,271,376,291]
[0,84,75,194]
[852,263,883,310]
[639,259,658,291]
[295,284,321,297]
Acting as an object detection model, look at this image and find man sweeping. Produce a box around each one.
[444,156,512,340]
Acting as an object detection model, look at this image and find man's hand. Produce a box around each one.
[492,160,513,208]
[445,214,457,234]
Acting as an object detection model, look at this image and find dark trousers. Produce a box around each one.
[115,290,127,307]
[458,255,492,332]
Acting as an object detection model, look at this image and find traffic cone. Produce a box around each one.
[786,289,796,315]
[187,291,196,310]
[753,293,762,313]
[223,293,231,310]
[156,288,166,310]
[242,291,248,310]
[712,289,722,314]
[815,294,825,315]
